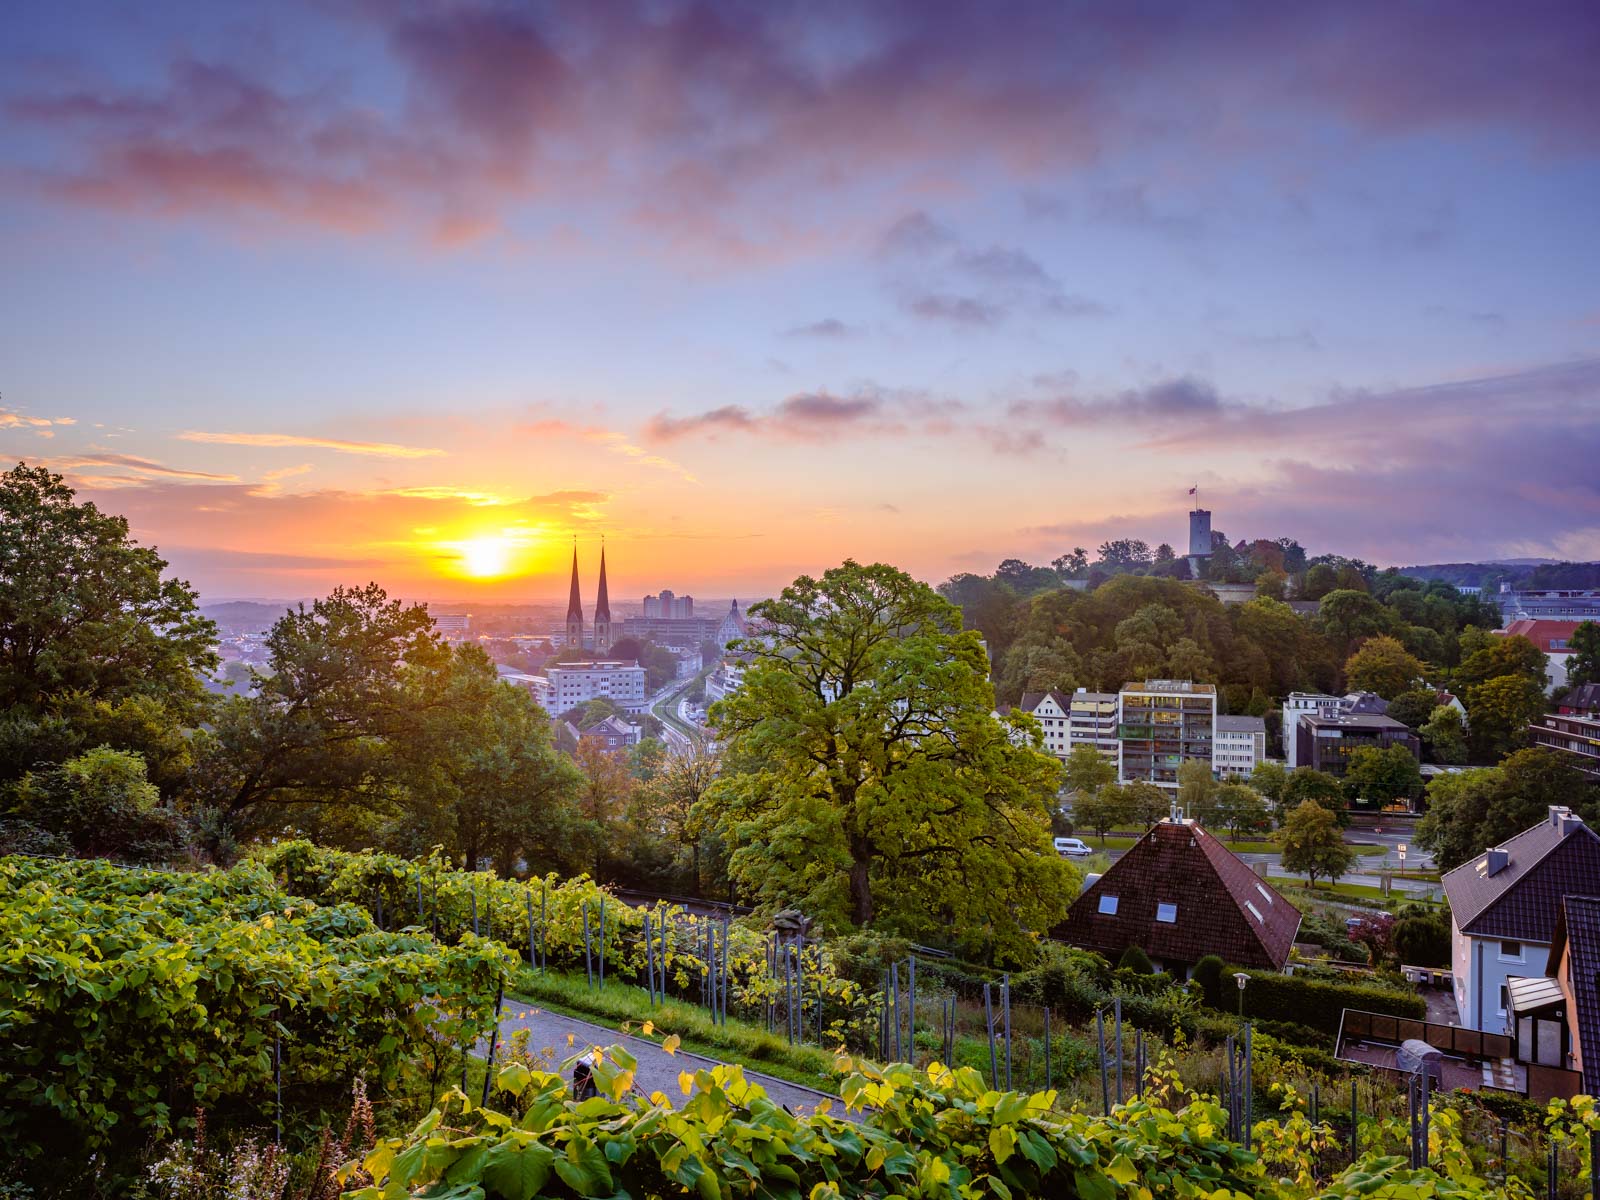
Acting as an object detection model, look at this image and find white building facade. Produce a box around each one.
[1213,715,1267,778]
[1281,692,1341,768]
[546,660,648,713]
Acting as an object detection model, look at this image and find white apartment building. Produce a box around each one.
[1213,715,1267,778]
[546,660,648,713]
[703,659,747,704]
[1068,689,1120,761]
[1017,688,1119,763]
[1281,692,1341,768]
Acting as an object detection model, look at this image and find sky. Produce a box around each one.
[2,1,1598,604]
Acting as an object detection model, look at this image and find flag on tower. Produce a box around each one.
[1188,485,1197,496]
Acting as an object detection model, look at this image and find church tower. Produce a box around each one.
[565,542,584,651]
[593,539,612,653]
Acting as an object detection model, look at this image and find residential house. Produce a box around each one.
[1054,815,1301,973]
[1067,689,1120,763]
[1020,690,1072,761]
[1213,715,1266,779]
[1548,896,1600,1097]
[1558,684,1600,715]
[1499,618,1585,691]
[1441,806,1600,1032]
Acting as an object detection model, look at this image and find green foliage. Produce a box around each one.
[1415,749,1599,870]
[0,855,512,1187]
[1388,688,1441,730]
[0,463,217,787]
[1071,782,1130,843]
[1570,621,1600,689]
[1278,800,1356,886]
[6,745,185,861]
[1223,967,1426,1034]
[1465,673,1547,760]
[192,585,582,870]
[1393,913,1452,967]
[1342,744,1423,808]
[1282,767,1346,818]
[1191,955,1225,1006]
[1421,704,1469,764]
[1214,782,1272,840]
[704,561,1071,957]
[1117,944,1154,974]
[1344,634,1426,699]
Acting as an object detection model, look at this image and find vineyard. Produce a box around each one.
[5,846,1600,1197]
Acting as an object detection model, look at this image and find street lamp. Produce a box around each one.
[1234,971,1249,1020]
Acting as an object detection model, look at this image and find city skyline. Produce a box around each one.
[3,2,1598,600]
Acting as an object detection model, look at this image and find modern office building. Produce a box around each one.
[1213,715,1267,778]
[1282,693,1342,768]
[1117,679,1216,790]
[546,660,647,713]
[1294,711,1420,781]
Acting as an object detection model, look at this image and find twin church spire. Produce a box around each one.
[564,539,612,652]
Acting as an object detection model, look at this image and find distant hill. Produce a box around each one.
[1398,560,1600,589]
[201,600,293,635]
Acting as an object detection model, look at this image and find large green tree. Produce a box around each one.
[1415,748,1597,869]
[1466,674,1546,760]
[1420,704,1468,764]
[1342,743,1422,808]
[0,464,216,784]
[1343,635,1426,700]
[703,561,1070,955]
[1278,800,1355,887]
[1567,621,1600,689]
[1072,783,1131,845]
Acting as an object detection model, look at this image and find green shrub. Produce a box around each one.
[1394,914,1452,967]
[1192,955,1225,1006]
[1118,944,1154,974]
[1227,967,1425,1034]
[0,855,512,1188]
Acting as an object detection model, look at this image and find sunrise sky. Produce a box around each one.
[3,2,1598,602]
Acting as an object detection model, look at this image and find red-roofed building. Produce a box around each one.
[1053,817,1301,973]
[1499,620,1585,690]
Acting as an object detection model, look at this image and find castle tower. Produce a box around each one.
[1187,498,1213,579]
[593,540,612,653]
[565,542,584,651]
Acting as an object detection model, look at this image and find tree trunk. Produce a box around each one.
[849,835,874,926]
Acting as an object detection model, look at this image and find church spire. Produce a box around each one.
[565,539,584,651]
[593,537,612,653]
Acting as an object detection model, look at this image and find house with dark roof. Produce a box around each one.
[1441,806,1600,1032]
[1054,816,1301,973]
[1559,683,1600,715]
[1548,896,1600,1096]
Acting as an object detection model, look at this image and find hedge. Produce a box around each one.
[1230,967,1425,1034]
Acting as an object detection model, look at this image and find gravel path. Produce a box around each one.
[488,1002,858,1121]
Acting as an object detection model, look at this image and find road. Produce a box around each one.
[488,1003,852,1119]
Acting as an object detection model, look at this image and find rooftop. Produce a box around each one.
[1550,896,1600,1096]
[1442,807,1600,942]
[1215,715,1267,733]
[1302,711,1411,731]
[1122,679,1216,694]
[548,659,643,672]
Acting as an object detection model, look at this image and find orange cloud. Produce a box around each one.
[178,430,445,458]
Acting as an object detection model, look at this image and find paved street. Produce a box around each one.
[488,1003,854,1120]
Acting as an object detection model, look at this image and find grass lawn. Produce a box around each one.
[1268,876,1444,912]
[1085,834,1386,856]
[511,967,840,1088]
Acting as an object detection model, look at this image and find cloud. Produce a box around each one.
[514,418,698,481]
[16,5,1589,249]
[1009,376,1230,428]
[178,430,444,458]
[785,318,861,339]
[646,387,939,442]
[57,452,241,482]
[906,293,1005,326]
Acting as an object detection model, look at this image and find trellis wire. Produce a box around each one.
[480,983,504,1106]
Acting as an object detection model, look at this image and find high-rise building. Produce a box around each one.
[1117,679,1216,790]
[642,594,658,618]
[593,542,612,652]
[1281,692,1341,768]
[564,545,583,650]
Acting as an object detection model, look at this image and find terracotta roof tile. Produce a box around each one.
[1053,821,1301,970]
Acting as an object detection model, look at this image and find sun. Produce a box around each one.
[455,534,515,579]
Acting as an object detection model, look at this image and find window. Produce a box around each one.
[1245,901,1264,923]
[1255,884,1274,905]
[1499,985,1509,1016]
[1156,902,1178,923]
[1098,895,1119,915]
[1500,941,1524,962]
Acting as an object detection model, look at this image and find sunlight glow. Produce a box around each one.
[450,534,519,580]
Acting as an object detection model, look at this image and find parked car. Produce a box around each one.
[1053,837,1093,857]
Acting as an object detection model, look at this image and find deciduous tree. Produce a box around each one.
[1278,800,1355,887]
[702,561,1070,956]
[1342,743,1422,808]
[1344,635,1426,699]
[1420,704,1468,764]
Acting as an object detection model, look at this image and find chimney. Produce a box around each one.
[1550,806,1585,838]
[1081,872,1102,893]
